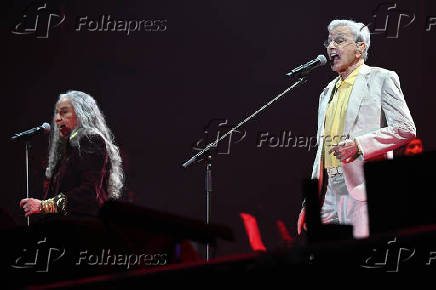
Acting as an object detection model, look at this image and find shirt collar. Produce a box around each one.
[335,64,363,89]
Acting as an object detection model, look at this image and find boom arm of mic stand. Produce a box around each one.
[182,77,308,168]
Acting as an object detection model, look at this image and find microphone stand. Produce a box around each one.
[25,142,31,226]
[182,77,308,261]
[205,147,213,261]
[11,124,50,227]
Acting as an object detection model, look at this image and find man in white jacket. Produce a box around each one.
[297,19,416,238]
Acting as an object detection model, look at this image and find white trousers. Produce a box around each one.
[321,173,369,238]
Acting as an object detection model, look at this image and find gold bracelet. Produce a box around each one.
[40,193,67,215]
[40,198,56,213]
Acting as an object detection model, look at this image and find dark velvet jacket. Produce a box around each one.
[44,133,110,216]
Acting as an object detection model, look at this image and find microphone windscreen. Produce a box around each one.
[317,55,327,65]
[41,122,51,133]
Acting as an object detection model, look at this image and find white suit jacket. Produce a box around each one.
[311,64,416,202]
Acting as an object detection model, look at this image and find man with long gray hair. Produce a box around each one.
[297,19,416,238]
[20,90,123,216]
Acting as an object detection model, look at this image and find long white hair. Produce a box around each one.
[46,90,123,199]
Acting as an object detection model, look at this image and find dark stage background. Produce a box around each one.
[3,0,435,258]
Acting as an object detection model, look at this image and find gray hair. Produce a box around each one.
[46,90,124,199]
[328,19,371,61]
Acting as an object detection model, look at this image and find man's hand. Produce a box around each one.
[19,198,42,217]
[328,139,359,163]
[297,209,307,235]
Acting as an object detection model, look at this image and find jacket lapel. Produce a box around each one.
[317,80,336,141]
[343,64,371,136]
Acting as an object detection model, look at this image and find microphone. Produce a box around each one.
[286,55,327,78]
[10,122,51,141]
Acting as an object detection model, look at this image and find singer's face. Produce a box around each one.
[55,98,78,138]
[326,26,361,74]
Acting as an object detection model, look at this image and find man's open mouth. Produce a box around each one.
[330,53,340,62]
